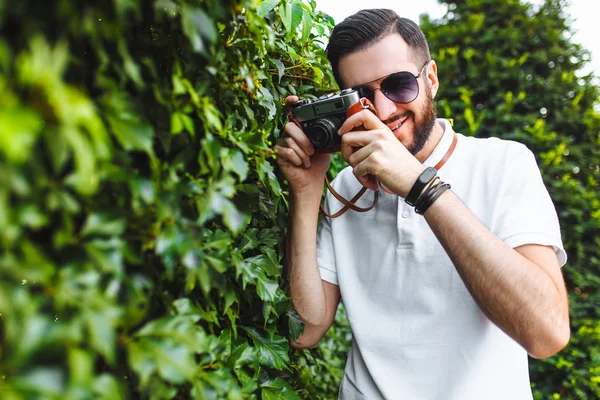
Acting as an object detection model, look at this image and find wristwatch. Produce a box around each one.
[405,167,437,206]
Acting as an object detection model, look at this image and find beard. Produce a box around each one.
[384,83,437,155]
[407,84,437,155]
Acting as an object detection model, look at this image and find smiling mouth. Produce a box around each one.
[388,115,409,132]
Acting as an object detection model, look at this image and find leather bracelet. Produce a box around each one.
[412,176,439,207]
[405,167,437,206]
[414,181,451,215]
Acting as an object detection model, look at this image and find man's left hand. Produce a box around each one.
[338,109,425,198]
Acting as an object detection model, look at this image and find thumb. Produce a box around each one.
[285,95,299,105]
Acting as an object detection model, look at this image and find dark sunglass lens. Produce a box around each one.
[382,72,419,103]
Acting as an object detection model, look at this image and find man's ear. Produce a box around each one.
[427,60,439,98]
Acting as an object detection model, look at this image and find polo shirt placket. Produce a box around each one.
[396,201,415,251]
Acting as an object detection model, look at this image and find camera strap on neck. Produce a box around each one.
[321,130,457,218]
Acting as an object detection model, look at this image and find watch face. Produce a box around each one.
[420,167,437,183]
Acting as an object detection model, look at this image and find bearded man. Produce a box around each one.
[275,9,569,400]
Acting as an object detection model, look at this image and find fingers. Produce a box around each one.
[347,142,377,167]
[339,109,386,135]
[338,109,390,162]
[346,144,381,190]
[275,144,304,167]
[283,96,300,121]
[352,156,382,191]
[282,121,314,157]
[338,136,382,191]
[276,137,311,168]
[276,121,314,168]
[340,130,385,162]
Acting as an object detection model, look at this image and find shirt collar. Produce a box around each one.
[423,119,455,169]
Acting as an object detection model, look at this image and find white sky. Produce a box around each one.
[314,0,599,78]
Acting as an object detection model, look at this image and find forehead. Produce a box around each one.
[338,33,419,88]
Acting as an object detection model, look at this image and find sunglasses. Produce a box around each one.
[352,61,430,104]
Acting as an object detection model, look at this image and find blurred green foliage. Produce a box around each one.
[0,0,342,398]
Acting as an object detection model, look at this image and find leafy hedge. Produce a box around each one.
[0,0,341,398]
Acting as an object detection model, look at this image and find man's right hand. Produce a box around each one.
[275,96,331,196]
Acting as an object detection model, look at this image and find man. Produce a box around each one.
[275,9,569,400]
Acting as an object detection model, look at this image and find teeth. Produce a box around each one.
[391,117,407,132]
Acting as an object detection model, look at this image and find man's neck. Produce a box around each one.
[415,120,445,164]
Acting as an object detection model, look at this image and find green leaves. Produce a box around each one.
[222,148,249,181]
[257,158,283,197]
[85,309,120,365]
[287,309,304,344]
[279,2,293,33]
[81,213,126,237]
[101,91,154,153]
[130,314,207,386]
[92,374,125,400]
[181,5,217,54]
[278,1,314,43]
[0,0,339,398]
[0,106,43,163]
[262,378,303,400]
[128,338,197,385]
[259,0,280,17]
[290,3,304,32]
[301,7,313,42]
[243,327,290,370]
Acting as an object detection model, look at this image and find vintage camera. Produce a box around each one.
[290,88,364,152]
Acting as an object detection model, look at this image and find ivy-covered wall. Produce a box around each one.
[0,0,340,398]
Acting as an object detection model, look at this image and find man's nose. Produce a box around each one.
[372,89,397,122]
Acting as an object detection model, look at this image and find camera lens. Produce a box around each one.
[307,116,344,148]
[310,127,330,148]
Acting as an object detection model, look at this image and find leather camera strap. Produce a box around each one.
[434,130,458,170]
[323,129,458,218]
[318,98,379,218]
[320,180,377,218]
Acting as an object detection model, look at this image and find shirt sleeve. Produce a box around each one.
[493,145,567,266]
[316,185,339,285]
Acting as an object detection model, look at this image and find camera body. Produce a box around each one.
[291,88,363,153]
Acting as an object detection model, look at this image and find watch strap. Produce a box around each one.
[405,166,437,206]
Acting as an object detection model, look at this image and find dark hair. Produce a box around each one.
[326,9,431,87]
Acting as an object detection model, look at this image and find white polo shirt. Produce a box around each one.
[316,119,566,400]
